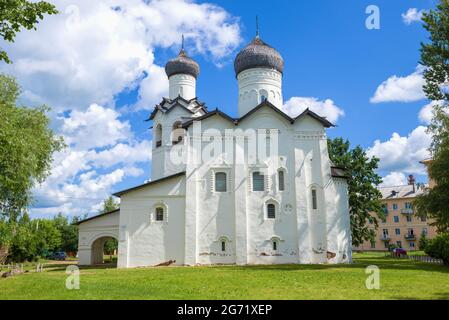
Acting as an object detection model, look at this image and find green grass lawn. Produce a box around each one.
[0,252,448,300]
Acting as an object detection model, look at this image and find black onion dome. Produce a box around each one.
[165,49,200,79]
[234,36,284,76]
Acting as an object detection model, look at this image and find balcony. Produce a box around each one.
[380,235,391,241]
[401,208,414,215]
[404,234,416,240]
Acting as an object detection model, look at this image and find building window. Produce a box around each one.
[215,172,227,192]
[420,216,427,222]
[370,241,376,249]
[221,240,226,252]
[405,202,413,209]
[394,216,399,223]
[252,171,265,191]
[407,215,412,223]
[392,203,398,211]
[267,204,276,219]
[395,228,401,235]
[311,189,318,210]
[410,242,415,249]
[171,121,185,145]
[155,207,164,221]
[384,242,389,249]
[272,240,278,251]
[155,124,162,148]
[397,241,402,248]
[422,228,428,236]
[382,229,389,236]
[408,228,414,236]
[278,170,285,191]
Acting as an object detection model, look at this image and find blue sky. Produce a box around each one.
[0,0,438,218]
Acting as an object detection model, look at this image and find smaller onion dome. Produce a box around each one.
[165,48,200,79]
[234,36,284,76]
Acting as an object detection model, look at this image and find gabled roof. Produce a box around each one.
[294,108,335,128]
[147,96,207,121]
[113,171,186,197]
[76,209,120,225]
[182,109,237,128]
[182,100,335,129]
[238,100,295,124]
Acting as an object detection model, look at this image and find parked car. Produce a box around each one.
[392,248,407,257]
[49,251,67,261]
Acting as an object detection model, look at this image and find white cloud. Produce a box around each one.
[380,172,407,187]
[0,0,242,111]
[31,106,152,217]
[61,104,132,150]
[419,100,448,125]
[367,126,431,175]
[135,65,169,110]
[283,97,345,123]
[402,8,425,25]
[370,66,426,103]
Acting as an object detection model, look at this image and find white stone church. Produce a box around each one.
[77,33,352,267]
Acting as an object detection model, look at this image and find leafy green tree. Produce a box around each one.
[414,0,449,232]
[328,138,384,247]
[0,0,58,63]
[0,73,64,262]
[0,74,64,221]
[419,231,430,251]
[53,213,82,254]
[100,196,119,213]
[425,233,449,265]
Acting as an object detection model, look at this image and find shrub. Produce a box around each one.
[425,233,449,265]
[419,232,429,251]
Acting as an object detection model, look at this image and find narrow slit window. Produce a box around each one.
[312,189,317,210]
[278,170,285,191]
[221,241,226,252]
[252,171,265,191]
[215,172,227,192]
[267,203,276,219]
[272,241,277,251]
[155,207,164,221]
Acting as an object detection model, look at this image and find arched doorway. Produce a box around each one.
[90,236,118,265]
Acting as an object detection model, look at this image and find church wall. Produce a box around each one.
[117,176,186,268]
[185,116,237,265]
[293,117,332,263]
[78,211,119,266]
[151,107,191,180]
[238,111,299,264]
[325,178,352,263]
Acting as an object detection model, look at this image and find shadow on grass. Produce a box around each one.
[43,262,117,272]
[41,256,449,274]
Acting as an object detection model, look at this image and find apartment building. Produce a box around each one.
[355,176,437,251]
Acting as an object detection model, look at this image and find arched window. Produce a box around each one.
[221,240,226,252]
[155,124,162,148]
[260,89,268,103]
[278,170,285,191]
[272,240,278,251]
[215,172,227,192]
[155,207,164,221]
[267,203,276,219]
[252,171,265,191]
[171,121,185,145]
[311,188,318,210]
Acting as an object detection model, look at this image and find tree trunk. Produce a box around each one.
[0,245,9,264]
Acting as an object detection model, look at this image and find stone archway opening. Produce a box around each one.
[91,236,118,265]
